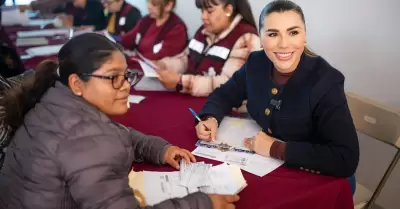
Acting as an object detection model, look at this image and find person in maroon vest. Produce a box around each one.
[120,0,187,61]
[156,0,261,97]
[104,0,142,36]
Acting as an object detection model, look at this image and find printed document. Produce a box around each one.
[16,37,49,47]
[192,146,283,177]
[17,28,70,38]
[128,163,247,206]
[26,44,63,57]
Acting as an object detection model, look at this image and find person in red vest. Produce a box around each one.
[120,0,187,61]
[104,0,142,37]
[156,0,261,97]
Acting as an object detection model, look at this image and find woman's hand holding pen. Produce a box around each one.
[196,117,218,142]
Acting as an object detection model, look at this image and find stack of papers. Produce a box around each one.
[16,37,49,47]
[129,163,247,206]
[23,19,55,28]
[179,161,212,190]
[1,6,29,26]
[192,147,283,177]
[17,29,70,38]
[26,44,63,57]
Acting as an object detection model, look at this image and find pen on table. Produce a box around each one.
[188,108,210,131]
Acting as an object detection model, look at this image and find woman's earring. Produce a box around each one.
[304,42,307,46]
[76,92,82,96]
[226,13,231,17]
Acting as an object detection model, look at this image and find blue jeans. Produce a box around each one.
[348,175,356,195]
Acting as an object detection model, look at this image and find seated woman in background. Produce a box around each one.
[54,0,106,30]
[195,0,359,179]
[156,0,260,97]
[120,0,187,61]
[104,0,142,37]
[0,33,238,209]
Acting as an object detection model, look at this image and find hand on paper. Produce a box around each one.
[196,117,218,142]
[208,194,240,209]
[164,146,196,169]
[157,69,180,89]
[244,131,275,157]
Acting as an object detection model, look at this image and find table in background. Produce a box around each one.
[5,25,355,209]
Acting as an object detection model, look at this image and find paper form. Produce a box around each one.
[23,19,55,27]
[198,117,261,152]
[143,171,188,206]
[134,77,172,91]
[16,37,49,47]
[25,44,63,57]
[17,29,70,38]
[129,163,247,206]
[128,95,145,104]
[1,7,29,26]
[192,146,283,177]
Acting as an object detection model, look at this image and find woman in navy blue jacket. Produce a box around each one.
[196,0,359,178]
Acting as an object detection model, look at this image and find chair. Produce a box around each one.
[346,92,400,209]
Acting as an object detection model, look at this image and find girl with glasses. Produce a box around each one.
[0,33,238,209]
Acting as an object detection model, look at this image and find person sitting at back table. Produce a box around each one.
[104,0,142,37]
[120,0,187,62]
[54,0,106,30]
[0,33,239,209]
[195,0,359,178]
[155,0,260,97]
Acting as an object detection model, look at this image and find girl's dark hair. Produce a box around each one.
[259,0,316,56]
[195,0,257,29]
[1,33,123,133]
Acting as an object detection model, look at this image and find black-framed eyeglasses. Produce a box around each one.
[82,69,143,89]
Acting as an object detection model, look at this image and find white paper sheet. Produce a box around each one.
[139,163,247,206]
[128,95,145,104]
[143,171,188,206]
[23,19,55,27]
[198,117,261,151]
[192,146,283,177]
[26,44,63,57]
[17,29,70,38]
[1,7,29,26]
[16,37,49,47]
[134,77,172,91]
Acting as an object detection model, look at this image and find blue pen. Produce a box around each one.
[188,108,210,131]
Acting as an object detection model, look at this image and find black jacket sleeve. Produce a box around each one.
[199,56,249,123]
[285,80,359,177]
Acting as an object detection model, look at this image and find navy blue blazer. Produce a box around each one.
[200,51,359,177]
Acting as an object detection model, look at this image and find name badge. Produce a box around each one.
[153,42,163,54]
[206,46,230,60]
[119,17,126,26]
[135,34,141,45]
[208,67,216,76]
[188,39,204,54]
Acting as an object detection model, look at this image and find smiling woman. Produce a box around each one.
[197,0,359,179]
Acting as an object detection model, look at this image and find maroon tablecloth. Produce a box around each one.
[5,25,354,209]
[112,91,354,209]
